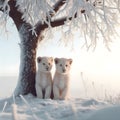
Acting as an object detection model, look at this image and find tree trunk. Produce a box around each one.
[14,23,40,96]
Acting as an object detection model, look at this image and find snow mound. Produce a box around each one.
[87,105,120,120]
[81,99,105,107]
[0,94,119,120]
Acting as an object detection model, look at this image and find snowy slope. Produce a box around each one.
[87,105,120,120]
[0,94,119,120]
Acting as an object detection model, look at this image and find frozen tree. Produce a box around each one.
[0,0,120,97]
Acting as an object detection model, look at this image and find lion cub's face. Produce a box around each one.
[54,58,73,74]
[37,57,53,72]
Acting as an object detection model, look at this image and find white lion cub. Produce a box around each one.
[35,56,53,99]
[53,58,73,100]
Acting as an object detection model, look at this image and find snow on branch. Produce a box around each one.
[2,0,10,13]
[1,101,7,113]
[0,0,10,19]
[61,0,119,49]
[16,0,119,49]
[0,0,120,48]
[0,0,10,33]
[58,0,120,49]
[16,0,55,26]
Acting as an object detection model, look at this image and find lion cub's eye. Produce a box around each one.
[60,64,62,67]
[65,64,68,67]
[43,63,45,65]
[48,63,51,66]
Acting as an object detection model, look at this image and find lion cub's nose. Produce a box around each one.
[63,69,66,73]
[46,67,49,71]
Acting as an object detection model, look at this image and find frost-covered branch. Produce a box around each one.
[0,0,25,30]
[0,0,120,48]
[0,0,10,34]
[1,101,7,113]
[34,0,120,48]
[64,0,120,49]
[35,0,67,36]
[8,0,25,30]
[0,0,10,20]
[0,0,4,12]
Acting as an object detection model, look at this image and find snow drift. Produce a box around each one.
[0,94,120,120]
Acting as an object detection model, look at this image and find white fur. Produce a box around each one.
[35,57,53,99]
[53,58,72,100]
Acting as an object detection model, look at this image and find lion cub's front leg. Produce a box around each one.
[53,85,60,99]
[60,88,68,100]
[45,86,51,99]
[35,84,43,99]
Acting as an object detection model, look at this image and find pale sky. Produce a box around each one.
[0,18,120,98]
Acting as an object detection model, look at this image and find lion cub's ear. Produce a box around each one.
[68,59,73,65]
[37,57,42,63]
[54,58,59,64]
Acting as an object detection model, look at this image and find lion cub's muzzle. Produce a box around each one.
[46,66,49,71]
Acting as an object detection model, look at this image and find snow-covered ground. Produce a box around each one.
[0,94,120,120]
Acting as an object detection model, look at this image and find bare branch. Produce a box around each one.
[50,17,67,28]
[51,13,77,28]
[50,0,66,17]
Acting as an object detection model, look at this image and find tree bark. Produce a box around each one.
[14,23,40,96]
